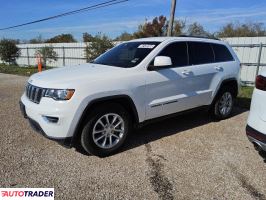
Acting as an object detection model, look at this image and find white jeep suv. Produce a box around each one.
[20,37,240,156]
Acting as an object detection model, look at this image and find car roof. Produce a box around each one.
[131,36,226,45]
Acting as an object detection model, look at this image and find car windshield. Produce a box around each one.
[93,41,160,68]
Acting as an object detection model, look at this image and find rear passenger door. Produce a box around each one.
[185,41,219,106]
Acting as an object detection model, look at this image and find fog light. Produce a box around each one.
[43,116,59,123]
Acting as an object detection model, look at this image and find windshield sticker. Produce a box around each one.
[138,44,156,49]
[131,58,139,63]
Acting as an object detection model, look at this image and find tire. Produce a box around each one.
[211,87,235,120]
[80,103,131,157]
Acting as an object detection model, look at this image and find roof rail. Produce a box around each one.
[178,34,220,40]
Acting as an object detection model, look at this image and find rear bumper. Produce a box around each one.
[19,100,73,148]
[246,125,266,151]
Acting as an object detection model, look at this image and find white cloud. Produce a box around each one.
[176,6,266,30]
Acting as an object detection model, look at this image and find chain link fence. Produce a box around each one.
[223,37,266,85]
[230,43,266,85]
[16,43,88,67]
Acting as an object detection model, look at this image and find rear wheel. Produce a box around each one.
[211,87,235,120]
[80,103,131,157]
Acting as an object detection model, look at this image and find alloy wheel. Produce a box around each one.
[218,92,233,116]
[92,113,125,149]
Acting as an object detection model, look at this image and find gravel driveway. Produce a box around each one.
[0,73,265,200]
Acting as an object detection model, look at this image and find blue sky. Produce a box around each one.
[0,0,266,41]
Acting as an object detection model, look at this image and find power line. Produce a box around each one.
[0,0,128,31]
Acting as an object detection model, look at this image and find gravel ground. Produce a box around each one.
[0,73,266,200]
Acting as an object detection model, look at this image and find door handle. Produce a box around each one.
[182,70,191,75]
[215,66,223,71]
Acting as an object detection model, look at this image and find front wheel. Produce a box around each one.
[80,103,131,157]
[211,88,234,120]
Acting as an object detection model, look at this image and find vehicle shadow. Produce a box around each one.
[75,107,248,157]
[258,151,266,163]
[235,97,251,110]
[253,144,266,163]
[119,107,248,154]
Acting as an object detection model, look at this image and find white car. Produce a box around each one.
[20,36,240,156]
[247,71,266,151]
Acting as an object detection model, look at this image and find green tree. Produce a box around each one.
[83,33,95,42]
[35,46,58,67]
[187,22,211,37]
[217,22,266,37]
[29,35,44,44]
[131,17,214,38]
[0,39,21,65]
[134,15,167,38]
[83,33,114,62]
[46,34,77,43]
[172,20,186,36]
[115,32,134,41]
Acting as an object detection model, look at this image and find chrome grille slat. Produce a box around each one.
[27,85,31,98]
[34,88,39,102]
[26,83,45,104]
[41,89,46,98]
[30,87,35,100]
[29,85,33,99]
[26,85,29,97]
[34,88,40,102]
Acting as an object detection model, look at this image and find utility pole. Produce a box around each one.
[167,0,177,36]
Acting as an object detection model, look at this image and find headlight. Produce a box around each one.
[45,89,75,100]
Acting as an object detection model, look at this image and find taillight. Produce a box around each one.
[256,75,266,91]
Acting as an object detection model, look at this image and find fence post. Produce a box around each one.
[62,46,65,66]
[26,47,30,66]
[255,43,263,78]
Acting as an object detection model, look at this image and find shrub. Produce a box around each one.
[45,34,77,43]
[35,46,58,67]
[0,39,21,65]
[83,33,114,62]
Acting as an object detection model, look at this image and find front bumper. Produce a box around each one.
[246,125,266,151]
[19,99,73,148]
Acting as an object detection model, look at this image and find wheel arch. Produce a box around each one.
[70,95,139,147]
[220,78,239,97]
[212,78,239,105]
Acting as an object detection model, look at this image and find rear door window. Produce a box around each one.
[212,44,234,62]
[158,42,188,67]
[188,42,214,65]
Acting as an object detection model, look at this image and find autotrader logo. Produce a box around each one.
[0,188,54,199]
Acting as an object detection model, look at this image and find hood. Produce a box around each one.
[28,63,125,88]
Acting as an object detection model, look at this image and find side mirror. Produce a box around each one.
[148,56,172,71]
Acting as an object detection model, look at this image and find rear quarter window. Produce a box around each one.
[212,43,234,62]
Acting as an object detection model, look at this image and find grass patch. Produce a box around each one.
[236,86,254,109]
[0,64,52,76]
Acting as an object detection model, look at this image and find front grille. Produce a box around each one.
[26,83,47,104]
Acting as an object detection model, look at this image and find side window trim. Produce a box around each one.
[185,42,189,66]
[210,43,216,62]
